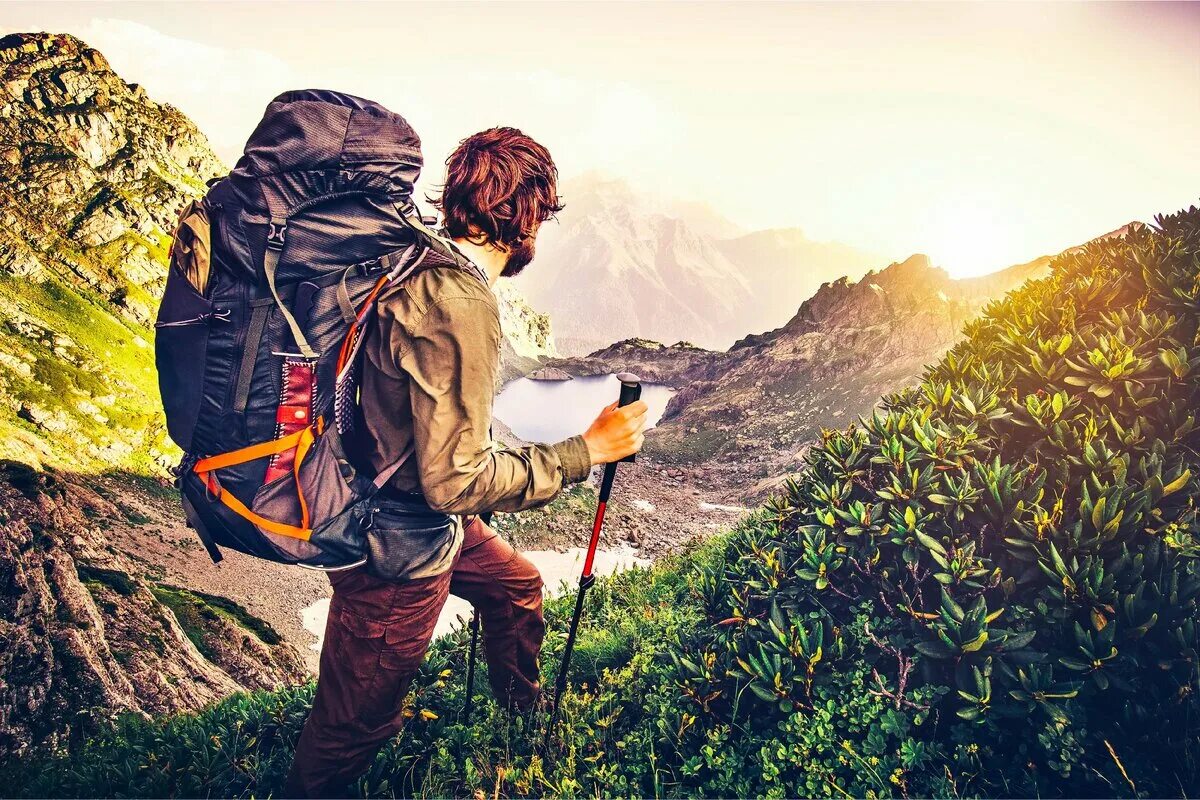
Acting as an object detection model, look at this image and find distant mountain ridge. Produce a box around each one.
[519,173,887,354]
[542,244,1117,497]
[519,174,756,354]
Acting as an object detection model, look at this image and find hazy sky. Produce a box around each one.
[4,2,1198,276]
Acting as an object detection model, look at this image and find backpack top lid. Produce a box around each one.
[232,89,422,199]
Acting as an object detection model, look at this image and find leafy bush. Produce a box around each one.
[5,207,1198,798]
[677,209,1200,796]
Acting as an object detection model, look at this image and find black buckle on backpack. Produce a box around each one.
[266,220,288,250]
[171,453,199,489]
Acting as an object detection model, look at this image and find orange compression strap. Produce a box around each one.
[193,427,309,473]
[194,427,316,541]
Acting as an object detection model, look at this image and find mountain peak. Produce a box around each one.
[0,32,174,127]
[1,31,96,56]
[733,227,810,246]
[777,253,951,332]
[0,31,113,82]
[0,31,224,309]
[874,253,944,283]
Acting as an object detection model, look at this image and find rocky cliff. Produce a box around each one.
[0,33,222,324]
[495,280,556,381]
[0,461,306,758]
[0,32,223,473]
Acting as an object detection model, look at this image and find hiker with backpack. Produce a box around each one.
[154,90,647,797]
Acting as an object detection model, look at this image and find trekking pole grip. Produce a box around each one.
[598,372,642,502]
[616,372,642,464]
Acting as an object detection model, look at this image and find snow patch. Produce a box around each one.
[699,501,747,513]
[301,598,330,653]
[300,546,650,654]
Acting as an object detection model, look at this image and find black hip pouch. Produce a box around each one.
[362,494,460,581]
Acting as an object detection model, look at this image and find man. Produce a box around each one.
[285,127,648,797]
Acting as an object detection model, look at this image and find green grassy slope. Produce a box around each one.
[0,268,169,473]
[6,205,1199,798]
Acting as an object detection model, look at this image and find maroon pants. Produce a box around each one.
[284,517,544,797]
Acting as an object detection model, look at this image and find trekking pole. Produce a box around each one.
[545,372,641,743]
[462,608,481,721]
[462,511,491,722]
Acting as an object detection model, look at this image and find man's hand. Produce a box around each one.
[581,400,649,465]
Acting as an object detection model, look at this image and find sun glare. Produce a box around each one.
[926,202,1030,279]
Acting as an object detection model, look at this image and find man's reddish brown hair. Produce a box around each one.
[432,127,564,250]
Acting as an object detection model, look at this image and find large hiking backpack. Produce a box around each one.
[155,90,480,569]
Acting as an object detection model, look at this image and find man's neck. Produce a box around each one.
[451,237,506,287]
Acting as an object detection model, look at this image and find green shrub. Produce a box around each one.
[678,208,1200,796]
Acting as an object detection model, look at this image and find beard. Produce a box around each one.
[501,238,536,277]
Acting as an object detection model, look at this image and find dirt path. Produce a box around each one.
[99,475,331,673]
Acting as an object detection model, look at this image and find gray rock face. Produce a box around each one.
[494,279,557,382]
[0,462,305,759]
[0,32,224,323]
[527,366,574,381]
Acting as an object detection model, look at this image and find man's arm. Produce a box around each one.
[397,293,592,515]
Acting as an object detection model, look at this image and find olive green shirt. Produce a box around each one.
[357,261,592,518]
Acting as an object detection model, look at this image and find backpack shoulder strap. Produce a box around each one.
[264,216,318,359]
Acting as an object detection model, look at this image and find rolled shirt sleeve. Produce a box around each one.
[396,293,591,515]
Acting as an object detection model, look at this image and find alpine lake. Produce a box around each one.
[493,373,676,443]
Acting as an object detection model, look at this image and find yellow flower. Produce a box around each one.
[419,709,439,721]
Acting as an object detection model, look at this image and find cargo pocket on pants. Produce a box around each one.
[335,607,409,731]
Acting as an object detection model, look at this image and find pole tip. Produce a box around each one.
[616,371,641,385]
